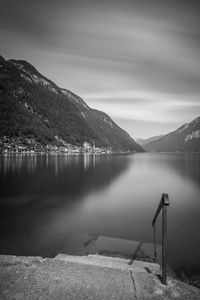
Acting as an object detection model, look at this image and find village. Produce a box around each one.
[0,136,112,154]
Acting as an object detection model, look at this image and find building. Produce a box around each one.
[83,141,92,150]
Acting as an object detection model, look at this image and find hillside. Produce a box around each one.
[0,55,143,152]
[142,117,200,152]
[136,135,164,146]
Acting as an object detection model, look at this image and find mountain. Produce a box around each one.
[142,117,200,152]
[135,135,164,146]
[0,55,143,152]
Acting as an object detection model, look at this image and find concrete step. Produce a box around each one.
[90,235,162,263]
[1,254,200,299]
[54,253,161,275]
[59,232,162,263]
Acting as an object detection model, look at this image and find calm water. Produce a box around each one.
[0,152,200,273]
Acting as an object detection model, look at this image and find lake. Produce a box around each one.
[0,152,200,276]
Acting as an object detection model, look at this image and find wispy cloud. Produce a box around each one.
[84,90,200,126]
[89,98,200,123]
[1,0,200,137]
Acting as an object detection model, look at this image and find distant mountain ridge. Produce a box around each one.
[0,55,143,152]
[136,135,164,146]
[141,117,200,152]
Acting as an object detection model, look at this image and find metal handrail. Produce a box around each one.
[152,193,169,284]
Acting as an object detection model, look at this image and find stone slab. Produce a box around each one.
[0,255,135,300]
[55,253,161,273]
[0,254,200,300]
[91,236,162,262]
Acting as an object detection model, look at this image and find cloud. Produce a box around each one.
[83,90,200,123]
[1,0,200,138]
[89,98,200,123]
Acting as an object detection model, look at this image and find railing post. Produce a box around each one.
[152,193,169,285]
[161,193,169,285]
[153,223,157,262]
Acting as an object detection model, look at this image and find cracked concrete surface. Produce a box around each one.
[0,254,200,299]
[129,270,138,299]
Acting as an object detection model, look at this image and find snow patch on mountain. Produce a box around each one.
[32,75,57,93]
[184,130,200,142]
[20,73,32,83]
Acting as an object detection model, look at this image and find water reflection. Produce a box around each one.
[148,153,200,187]
[0,153,200,274]
[0,153,130,257]
[0,154,130,204]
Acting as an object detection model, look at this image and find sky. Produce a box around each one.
[1,0,200,138]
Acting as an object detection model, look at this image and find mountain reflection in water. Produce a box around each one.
[0,154,130,257]
[0,153,200,276]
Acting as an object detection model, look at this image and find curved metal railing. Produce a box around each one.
[152,193,169,284]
